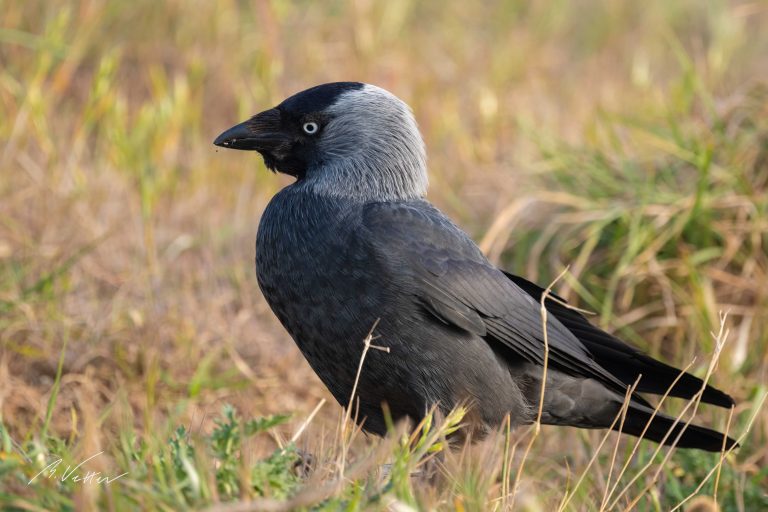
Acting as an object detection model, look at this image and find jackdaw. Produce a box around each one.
[214,82,736,451]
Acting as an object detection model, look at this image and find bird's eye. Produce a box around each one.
[303,122,319,135]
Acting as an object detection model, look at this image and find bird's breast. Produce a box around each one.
[255,191,386,349]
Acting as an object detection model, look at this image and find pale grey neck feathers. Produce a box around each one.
[301,85,428,202]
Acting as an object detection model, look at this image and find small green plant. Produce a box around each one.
[208,405,296,499]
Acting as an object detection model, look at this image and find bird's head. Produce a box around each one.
[214,82,428,201]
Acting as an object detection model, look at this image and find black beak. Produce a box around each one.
[213,108,287,151]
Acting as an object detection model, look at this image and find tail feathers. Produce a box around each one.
[618,406,737,453]
[502,272,736,409]
[603,347,735,408]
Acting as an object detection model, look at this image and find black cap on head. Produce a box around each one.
[278,82,364,114]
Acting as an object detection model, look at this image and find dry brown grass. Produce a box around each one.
[2,1,767,510]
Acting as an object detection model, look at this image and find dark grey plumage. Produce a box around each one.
[214,82,736,452]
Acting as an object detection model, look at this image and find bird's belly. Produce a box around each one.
[259,260,532,434]
[257,247,390,397]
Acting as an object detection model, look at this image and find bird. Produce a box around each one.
[214,82,737,452]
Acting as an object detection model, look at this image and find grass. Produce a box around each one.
[1,0,767,510]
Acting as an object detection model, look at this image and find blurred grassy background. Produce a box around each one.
[1,0,767,510]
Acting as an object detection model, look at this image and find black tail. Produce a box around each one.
[504,272,735,408]
[619,406,738,452]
